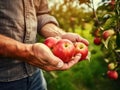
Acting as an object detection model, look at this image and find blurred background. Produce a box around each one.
[38,0,120,90]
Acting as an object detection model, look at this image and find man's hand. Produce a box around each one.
[26,43,81,71]
[40,23,89,45]
[61,32,89,46]
[38,23,89,71]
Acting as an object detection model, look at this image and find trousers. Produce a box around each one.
[0,70,47,90]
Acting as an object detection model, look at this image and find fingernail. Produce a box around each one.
[76,54,82,60]
[76,53,82,57]
[57,61,64,68]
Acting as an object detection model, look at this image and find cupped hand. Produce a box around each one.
[26,43,81,71]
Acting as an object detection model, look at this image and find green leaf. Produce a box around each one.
[102,36,111,49]
[116,32,120,48]
[86,51,91,62]
[49,72,58,78]
[103,17,116,30]
[115,49,120,52]
[115,0,120,16]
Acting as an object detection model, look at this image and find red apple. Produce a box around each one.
[93,37,101,45]
[52,39,75,63]
[44,37,59,49]
[102,29,115,40]
[107,70,118,80]
[94,29,101,37]
[109,0,115,10]
[74,42,88,60]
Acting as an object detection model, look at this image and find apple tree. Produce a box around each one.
[49,0,92,32]
[92,0,120,80]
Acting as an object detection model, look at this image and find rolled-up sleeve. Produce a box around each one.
[37,0,59,30]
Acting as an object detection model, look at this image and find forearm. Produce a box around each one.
[39,23,89,46]
[39,23,66,38]
[0,34,33,61]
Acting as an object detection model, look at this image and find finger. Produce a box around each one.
[60,54,81,70]
[81,39,89,46]
[33,60,63,71]
[43,54,81,71]
[47,55,64,68]
[76,36,89,46]
[85,51,91,60]
[54,36,62,40]
[41,66,60,71]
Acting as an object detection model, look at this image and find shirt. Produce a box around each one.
[0,0,58,82]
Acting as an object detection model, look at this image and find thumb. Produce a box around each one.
[48,55,64,68]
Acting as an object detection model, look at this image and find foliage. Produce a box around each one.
[92,0,120,80]
[49,0,92,32]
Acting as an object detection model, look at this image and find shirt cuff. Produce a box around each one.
[37,14,59,30]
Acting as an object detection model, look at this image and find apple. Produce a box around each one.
[70,17,76,22]
[93,37,101,45]
[74,42,88,60]
[107,70,118,80]
[102,29,115,40]
[108,62,116,70]
[110,0,115,5]
[94,29,100,37]
[109,0,115,10]
[52,39,75,63]
[44,37,59,49]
